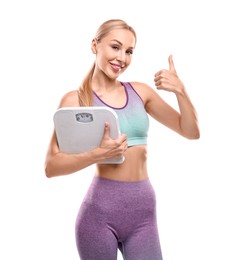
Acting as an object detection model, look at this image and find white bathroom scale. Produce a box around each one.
[53,106,124,164]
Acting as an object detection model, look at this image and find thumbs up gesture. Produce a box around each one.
[154,55,184,94]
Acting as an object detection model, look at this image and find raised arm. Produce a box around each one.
[136,55,200,139]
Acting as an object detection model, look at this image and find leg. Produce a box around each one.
[117,179,163,260]
[122,222,163,260]
[75,202,118,260]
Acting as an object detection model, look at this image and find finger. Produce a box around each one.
[119,134,127,144]
[168,55,176,73]
[154,70,161,77]
[103,122,110,138]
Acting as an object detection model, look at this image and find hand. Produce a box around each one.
[154,55,184,94]
[99,122,128,160]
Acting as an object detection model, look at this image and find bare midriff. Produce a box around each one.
[95,145,148,182]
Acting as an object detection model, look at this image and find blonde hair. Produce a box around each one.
[78,19,136,106]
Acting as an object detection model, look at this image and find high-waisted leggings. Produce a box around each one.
[75,176,163,260]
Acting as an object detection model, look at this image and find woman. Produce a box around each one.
[45,19,200,260]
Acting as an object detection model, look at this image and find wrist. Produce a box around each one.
[89,147,106,164]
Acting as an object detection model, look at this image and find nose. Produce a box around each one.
[116,50,126,62]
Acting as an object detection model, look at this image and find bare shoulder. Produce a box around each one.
[129,81,158,104]
[58,90,80,108]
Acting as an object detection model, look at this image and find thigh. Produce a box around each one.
[123,223,163,260]
[75,202,118,260]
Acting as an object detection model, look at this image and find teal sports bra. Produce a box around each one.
[93,82,149,146]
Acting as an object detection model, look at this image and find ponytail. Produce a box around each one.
[78,63,95,106]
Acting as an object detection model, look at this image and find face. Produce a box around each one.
[92,29,136,79]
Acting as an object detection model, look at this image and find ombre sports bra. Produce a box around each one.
[93,82,149,146]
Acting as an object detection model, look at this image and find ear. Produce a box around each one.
[91,38,97,54]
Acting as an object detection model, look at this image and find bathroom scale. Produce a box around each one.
[53,106,124,164]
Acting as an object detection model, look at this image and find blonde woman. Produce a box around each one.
[45,19,200,260]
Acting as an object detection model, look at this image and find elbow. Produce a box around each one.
[188,133,200,140]
[44,153,55,178]
[44,159,74,178]
[180,120,200,140]
[194,130,200,140]
[186,128,200,140]
[44,155,64,178]
[44,161,57,178]
[45,165,53,178]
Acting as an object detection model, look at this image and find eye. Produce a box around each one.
[111,45,119,51]
[126,49,133,55]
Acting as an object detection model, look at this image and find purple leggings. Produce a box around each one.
[75,177,163,260]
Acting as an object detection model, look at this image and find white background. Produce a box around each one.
[1,0,240,259]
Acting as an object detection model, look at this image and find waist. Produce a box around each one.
[95,145,148,182]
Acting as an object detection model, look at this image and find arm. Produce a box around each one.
[136,55,200,139]
[44,91,127,178]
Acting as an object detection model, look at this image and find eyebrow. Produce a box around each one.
[111,39,134,49]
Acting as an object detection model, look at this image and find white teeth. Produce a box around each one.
[111,63,124,72]
[112,65,121,71]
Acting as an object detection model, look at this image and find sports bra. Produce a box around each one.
[93,82,149,146]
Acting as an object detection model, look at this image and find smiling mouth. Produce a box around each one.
[110,63,125,72]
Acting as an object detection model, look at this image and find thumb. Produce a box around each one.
[103,122,110,138]
[168,55,177,73]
